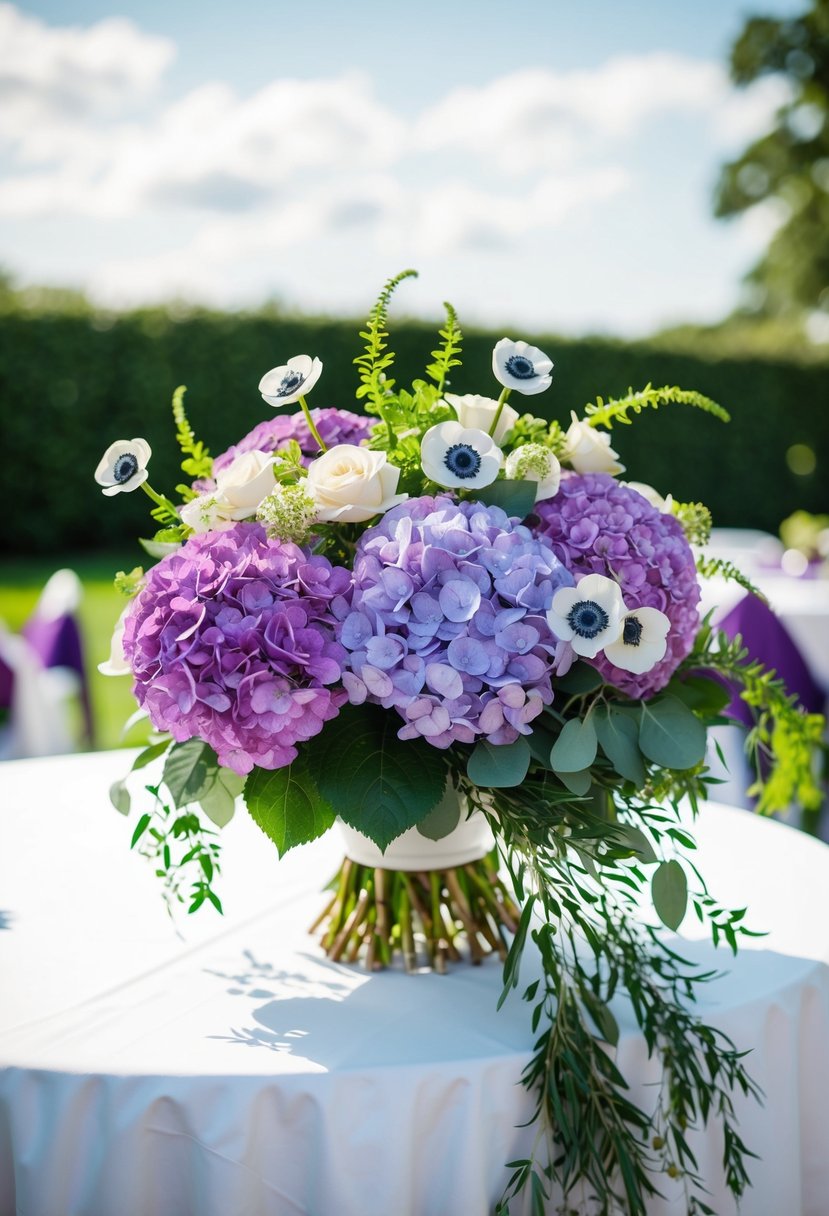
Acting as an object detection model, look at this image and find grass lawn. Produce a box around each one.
[0,552,150,752]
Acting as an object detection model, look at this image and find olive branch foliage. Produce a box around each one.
[113,274,825,1216]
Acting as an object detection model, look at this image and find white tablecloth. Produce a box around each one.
[2,752,829,1216]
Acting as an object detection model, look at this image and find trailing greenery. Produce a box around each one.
[695,554,767,601]
[583,384,731,430]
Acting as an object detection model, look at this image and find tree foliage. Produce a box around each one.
[715,0,829,317]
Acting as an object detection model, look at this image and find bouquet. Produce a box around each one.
[98,270,824,1216]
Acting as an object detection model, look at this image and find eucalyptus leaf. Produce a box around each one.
[558,768,592,796]
[607,824,657,864]
[639,695,707,771]
[312,704,449,851]
[652,859,688,930]
[594,705,646,787]
[109,779,131,816]
[554,663,604,695]
[550,716,597,773]
[476,478,537,519]
[667,673,733,716]
[468,736,531,788]
[199,768,245,828]
[244,753,334,854]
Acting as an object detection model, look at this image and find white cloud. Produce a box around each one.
[0,6,789,334]
[0,3,174,158]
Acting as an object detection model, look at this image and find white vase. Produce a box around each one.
[336,810,495,871]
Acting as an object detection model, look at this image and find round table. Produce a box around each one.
[2,752,829,1216]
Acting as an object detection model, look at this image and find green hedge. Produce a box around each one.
[2,307,827,556]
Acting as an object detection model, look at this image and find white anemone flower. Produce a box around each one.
[505,444,561,502]
[259,355,322,407]
[604,606,671,674]
[546,573,625,659]
[94,438,152,496]
[492,338,553,396]
[421,421,503,490]
[444,393,520,444]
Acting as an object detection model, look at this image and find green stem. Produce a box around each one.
[140,481,172,511]
[488,387,511,438]
[298,395,327,452]
[376,400,398,450]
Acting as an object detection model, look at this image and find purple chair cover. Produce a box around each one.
[21,613,94,744]
[718,592,826,728]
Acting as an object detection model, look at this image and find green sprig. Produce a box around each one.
[583,385,730,430]
[171,385,212,491]
[425,300,463,393]
[353,269,418,426]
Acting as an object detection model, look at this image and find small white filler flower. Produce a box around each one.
[259,355,323,407]
[547,573,625,659]
[94,439,152,496]
[421,421,503,490]
[492,338,553,396]
[604,606,671,674]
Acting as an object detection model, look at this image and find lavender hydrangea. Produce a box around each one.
[337,496,574,748]
[534,473,701,697]
[212,407,373,476]
[122,522,352,775]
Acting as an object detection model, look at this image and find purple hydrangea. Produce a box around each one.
[337,496,575,748]
[211,407,373,476]
[122,522,352,775]
[534,473,701,697]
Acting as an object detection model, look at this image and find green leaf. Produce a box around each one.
[550,716,597,773]
[667,673,733,716]
[582,991,620,1046]
[198,768,245,828]
[109,779,131,815]
[244,752,335,855]
[467,736,531,788]
[652,859,688,930]
[594,705,646,787]
[131,738,172,772]
[554,662,604,695]
[558,768,592,796]
[476,479,537,519]
[607,823,657,864]
[312,704,449,851]
[138,536,183,559]
[638,695,707,770]
[416,779,462,840]
[162,739,216,807]
[130,811,151,847]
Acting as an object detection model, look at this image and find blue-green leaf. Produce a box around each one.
[416,779,463,840]
[244,753,335,855]
[558,768,592,796]
[638,695,707,770]
[475,479,537,519]
[468,736,531,788]
[198,768,245,828]
[550,716,598,773]
[652,859,688,930]
[594,705,646,787]
[163,739,216,807]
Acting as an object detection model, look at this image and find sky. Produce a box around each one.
[0,0,805,337]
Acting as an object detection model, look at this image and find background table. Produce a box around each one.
[2,752,829,1215]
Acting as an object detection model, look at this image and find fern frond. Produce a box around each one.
[425,300,463,393]
[696,554,766,602]
[171,385,212,481]
[353,269,418,413]
[583,384,730,429]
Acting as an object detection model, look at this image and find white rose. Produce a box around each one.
[444,393,520,444]
[564,414,625,475]
[180,450,276,533]
[306,444,407,522]
[98,606,131,676]
[624,481,674,514]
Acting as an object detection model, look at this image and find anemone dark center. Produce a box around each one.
[277,370,304,395]
[623,615,643,647]
[113,453,139,483]
[444,443,482,479]
[567,599,609,639]
[505,354,536,380]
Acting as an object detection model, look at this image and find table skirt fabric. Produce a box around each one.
[3,752,829,1216]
